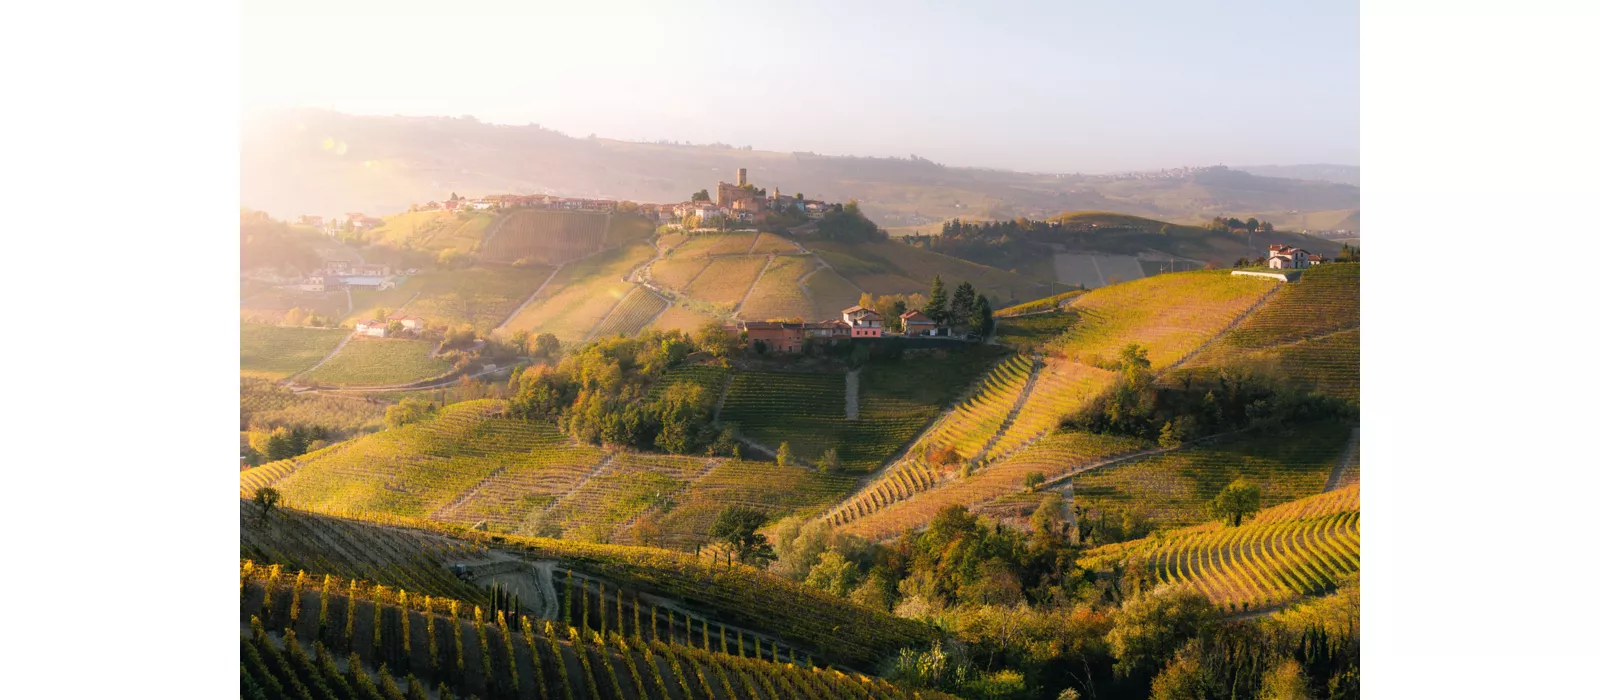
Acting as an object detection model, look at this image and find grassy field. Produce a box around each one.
[499,243,656,343]
[683,256,768,307]
[589,286,669,340]
[363,210,496,252]
[1073,420,1354,529]
[475,209,607,264]
[737,255,821,320]
[301,338,451,387]
[404,265,555,330]
[1049,270,1279,369]
[240,323,349,379]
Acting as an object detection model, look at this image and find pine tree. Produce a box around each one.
[970,294,993,335]
[924,275,949,326]
[951,281,976,325]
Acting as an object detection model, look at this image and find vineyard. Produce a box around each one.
[994,289,1085,317]
[302,338,453,388]
[717,371,846,461]
[913,354,1039,463]
[984,359,1119,458]
[994,311,1077,348]
[737,255,822,320]
[833,431,1149,539]
[478,210,609,265]
[647,364,731,402]
[362,210,496,253]
[241,323,349,379]
[1048,270,1280,369]
[499,243,656,344]
[241,377,388,436]
[240,502,939,670]
[806,239,1050,302]
[1081,485,1361,610]
[683,256,768,307]
[406,266,557,331]
[545,451,719,540]
[240,562,951,700]
[1214,263,1359,349]
[800,267,864,317]
[631,460,855,549]
[242,287,352,326]
[645,255,711,291]
[748,233,802,254]
[646,305,719,334]
[589,287,669,340]
[1072,420,1354,528]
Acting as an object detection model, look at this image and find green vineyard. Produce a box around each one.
[994,311,1077,347]
[241,377,388,436]
[478,210,610,265]
[1083,485,1361,610]
[718,371,846,462]
[1221,263,1359,349]
[590,287,669,340]
[914,354,1038,462]
[241,323,349,379]
[302,338,453,388]
[405,266,556,331]
[636,460,855,548]
[500,244,658,344]
[1072,421,1354,528]
[647,364,731,402]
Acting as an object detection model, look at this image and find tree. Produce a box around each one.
[694,320,735,358]
[886,300,908,332]
[924,276,949,326]
[1245,217,1260,233]
[386,397,437,429]
[533,333,561,359]
[950,281,976,326]
[509,330,530,355]
[1022,471,1045,491]
[1149,641,1212,700]
[804,550,860,598]
[1106,585,1218,680]
[691,189,711,202]
[1212,479,1262,526]
[709,506,776,567]
[1260,658,1312,700]
[386,320,404,336]
[818,448,840,474]
[775,441,794,467]
[969,294,993,335]
[858,292,875,311]
[1262,221,1274,233]
[253,486,281,522]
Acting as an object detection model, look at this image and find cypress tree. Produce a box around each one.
[925,275,949,326]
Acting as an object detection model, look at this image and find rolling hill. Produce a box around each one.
[242,109,1359,232]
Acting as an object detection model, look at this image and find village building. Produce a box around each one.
[300,275,325,292]
[741,321,805,354]
[842,306,883,338]
[1267,244,1312,269]
[387,314,424,331]
[900,309,938,336]
[354,320,387,338]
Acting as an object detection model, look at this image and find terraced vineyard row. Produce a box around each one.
[748,232,803,254]
[1223,263,1359,349]
[404,266,556,331]
[648,364,732,402]
[478,210,609,265]
[1073,420,1353,528]
[833,431,1148,538]
[302,338,453,388]
[240,564,947,700]
[546,452,719,539]
[647,255,711,291]
[718,371,846,461]
[1082,489,1361,610]
[1256,484,1360,525]
[915,354,1038,462]
[500,243,657,344]
[985,359,1118,458]
[241,377,388,435]
[1050,270,1280,369]
[590,286,669,340]
[241,323,349,379]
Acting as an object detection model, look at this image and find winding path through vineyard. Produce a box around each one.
[1324,425,1360,492]
[844,369,860,419]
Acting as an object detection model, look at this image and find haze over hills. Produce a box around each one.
[1236,164,1360,187]
[242,109,1360,232]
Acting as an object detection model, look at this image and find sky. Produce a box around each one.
[242,0,1357,173]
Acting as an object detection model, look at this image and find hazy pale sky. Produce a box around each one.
[243,0,1357,173]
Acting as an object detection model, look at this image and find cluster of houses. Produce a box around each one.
[732,305,947,354]
[353,314,424,338]
[299,261,416,292]
[1265,244,1327,269]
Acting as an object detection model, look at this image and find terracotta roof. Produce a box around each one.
[842,305,868,313]
[900,310,932,322]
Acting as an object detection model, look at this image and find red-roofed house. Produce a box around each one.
[900,309,938,336]
[354,319,387,338]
